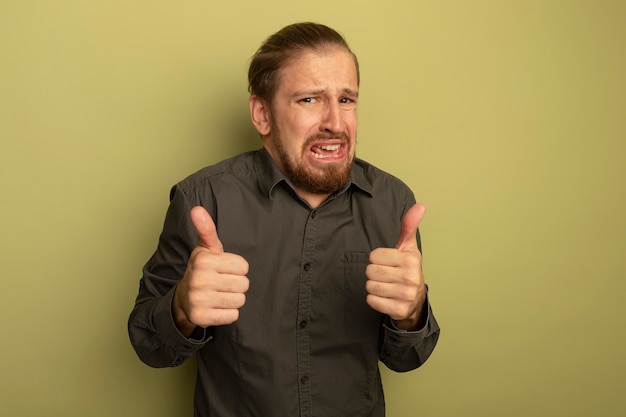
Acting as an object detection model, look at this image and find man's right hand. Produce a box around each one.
[172,206,250,337]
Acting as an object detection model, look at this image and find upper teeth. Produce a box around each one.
[319,144,340,151]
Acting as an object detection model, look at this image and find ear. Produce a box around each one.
[249,95,271,136]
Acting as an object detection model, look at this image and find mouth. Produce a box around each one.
[309,142,346,161]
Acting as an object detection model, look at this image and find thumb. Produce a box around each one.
[190,206,224,253]
[395,203,426,252]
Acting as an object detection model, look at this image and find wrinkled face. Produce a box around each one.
[264,46,359,196]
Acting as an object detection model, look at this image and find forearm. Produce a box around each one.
[379,293,440,372]
[128,284,208,368]
[172,281,200,338]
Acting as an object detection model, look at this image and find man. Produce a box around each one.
[129,22,440,416]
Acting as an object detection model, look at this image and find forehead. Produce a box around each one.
[276,46,359,94]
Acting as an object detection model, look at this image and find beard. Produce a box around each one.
[270,122,354,195]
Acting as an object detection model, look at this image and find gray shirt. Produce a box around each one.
[128,148,440,417]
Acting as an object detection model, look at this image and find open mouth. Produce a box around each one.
[310,143,344,160]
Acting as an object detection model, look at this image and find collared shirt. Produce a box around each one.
[129,148,440,417]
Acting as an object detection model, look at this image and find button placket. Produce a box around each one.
[295,207,318,415]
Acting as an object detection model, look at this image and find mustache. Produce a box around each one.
[305,132,350,146]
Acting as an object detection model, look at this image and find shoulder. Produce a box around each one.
[170,150,259,204]
[353,158,414,201]
[178,151,257,187]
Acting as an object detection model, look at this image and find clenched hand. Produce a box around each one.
[365,204,427,331]
[172,206,250,337]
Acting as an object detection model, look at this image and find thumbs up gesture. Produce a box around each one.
[172,206,250,337]
[365,204,427,331]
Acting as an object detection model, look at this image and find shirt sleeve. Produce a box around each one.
[374,191,441,372]
[379,289,440,372]
[127,184,211,368]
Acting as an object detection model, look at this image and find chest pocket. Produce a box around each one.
[343,252,384,341]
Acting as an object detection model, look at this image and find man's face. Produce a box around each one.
[263,46,359,196]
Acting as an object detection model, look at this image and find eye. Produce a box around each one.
[299,97,317,104]
[339,97,357,105]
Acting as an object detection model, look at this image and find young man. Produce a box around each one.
[129,22,440,417]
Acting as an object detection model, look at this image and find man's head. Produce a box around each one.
[248,22,360,104]
[248,23,360,201]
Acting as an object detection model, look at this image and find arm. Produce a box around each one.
[379,289,440,372]
[128,186,250,368]
[366,203,440,371]
[128,185,207,368]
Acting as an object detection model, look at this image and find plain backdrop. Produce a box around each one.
[1,1,625,416]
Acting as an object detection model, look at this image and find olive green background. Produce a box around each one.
[1,1,625,416]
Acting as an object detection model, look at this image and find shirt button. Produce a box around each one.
[311,211,317,218]
[303,263,312,271]
[300,375,309,384]
[299,320,308,328]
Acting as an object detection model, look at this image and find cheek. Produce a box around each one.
[347,120,358,141]
[344,110,358,131]
[282,112,314,136]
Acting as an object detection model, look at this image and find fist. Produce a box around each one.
[365,204,426,330]
[173,206,250,336]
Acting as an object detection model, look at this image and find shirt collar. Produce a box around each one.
[254,148,373,200]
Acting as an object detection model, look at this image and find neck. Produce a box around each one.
[296,188,330,210]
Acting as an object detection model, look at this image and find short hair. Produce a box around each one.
[248,22,360,103]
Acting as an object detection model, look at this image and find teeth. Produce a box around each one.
[311,143,342,159]
[313,151,336,159]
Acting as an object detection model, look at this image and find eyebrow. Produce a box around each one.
[291,88,359,99]
[342,88,359,98]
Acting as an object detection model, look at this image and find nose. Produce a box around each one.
[320,101,344,134]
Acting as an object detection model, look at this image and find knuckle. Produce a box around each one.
[241,277,251,292]
[365,294,378,309]
[221,292,246,309]
[194,253,216,269]
[215,309,239,325]
[188,310,207,327]
[402,253,420,269]
[368,248,383,264]
[365,264,380,278]
[391,304,410,320]
[240,258,250,275]
[400,286,418,301]
[226,309,240,323]
[187,291,204,307]
[235,293,247,308]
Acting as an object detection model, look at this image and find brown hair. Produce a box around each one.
[248,22,360,103]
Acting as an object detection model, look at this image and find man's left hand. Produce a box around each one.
[365,203,426,331]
